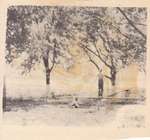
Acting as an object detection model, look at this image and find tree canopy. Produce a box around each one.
[6,6,147,87]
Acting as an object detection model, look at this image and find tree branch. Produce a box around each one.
[49,39,57,73]
[98,33,111,53]
[83,44,113,80]
[104,75,112,80]
[83,47,100,71]
[92,40,112,69]
[117,7,146,40]
[88,57,100,71]
[94,15,130,40]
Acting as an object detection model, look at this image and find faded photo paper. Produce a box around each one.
[0,0,150,140]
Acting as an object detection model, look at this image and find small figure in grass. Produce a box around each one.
[71,97,79,108]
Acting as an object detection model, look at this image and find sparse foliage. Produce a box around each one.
[6,6,76,97]
[75,7,147,86]
[6,6,147,97]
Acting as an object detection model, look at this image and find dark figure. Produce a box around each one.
[98,70,104,97]
[71,97,79,108]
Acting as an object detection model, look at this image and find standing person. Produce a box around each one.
[98,69,104,97]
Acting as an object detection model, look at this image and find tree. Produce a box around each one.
[76,7,147,87]
[5,6,147,100]
[116,7,147,71]
[6,6,75,98]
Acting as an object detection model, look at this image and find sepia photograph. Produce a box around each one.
[2,6,147,128]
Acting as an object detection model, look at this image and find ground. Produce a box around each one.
[3,94,145,127]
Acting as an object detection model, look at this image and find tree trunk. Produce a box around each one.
[110,67,117,96]
[46,68,50,85]
[111,74,116,86]
[43,42,57,99]
[45,69,50,99]
[45,68,55,99]
[43,56,55,100]
[3,76,6,111]
[110,68,116,86]
[98,72,104,97]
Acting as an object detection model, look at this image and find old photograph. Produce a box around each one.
[3,6,147,127]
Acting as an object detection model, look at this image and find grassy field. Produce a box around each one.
[3,93,145,127]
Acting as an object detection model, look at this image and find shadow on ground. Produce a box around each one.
[4,94,145,112]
